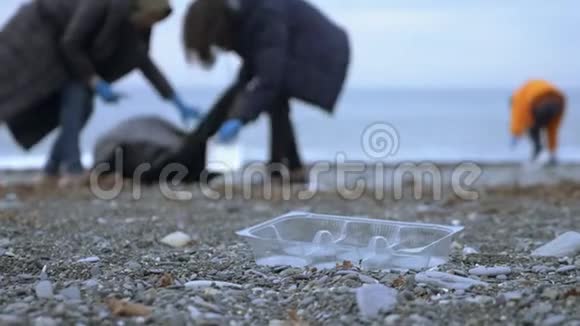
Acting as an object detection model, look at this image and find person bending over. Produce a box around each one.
[180,0,350,183]
[0,0,200,185]
[511,80,565,165]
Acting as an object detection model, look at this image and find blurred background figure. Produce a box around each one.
[511,80,566,165]
[0,0,200,186]
[1,0,579,173]
[182,0,350,183]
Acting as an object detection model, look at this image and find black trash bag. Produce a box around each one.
[93,83,242,184]
[92,116,208,184]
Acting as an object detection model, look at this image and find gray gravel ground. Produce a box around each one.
[0,171,579,326]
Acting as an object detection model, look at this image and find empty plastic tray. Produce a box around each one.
[237,212,463,270]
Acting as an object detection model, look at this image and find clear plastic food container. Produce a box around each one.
[237,212,463,270]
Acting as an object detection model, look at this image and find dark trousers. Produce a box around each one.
[529,99,563,160]
[268,98,303,170]
[149,85,303,182]
[44,83,93,175]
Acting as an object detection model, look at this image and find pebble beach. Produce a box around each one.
[0,165,579,325]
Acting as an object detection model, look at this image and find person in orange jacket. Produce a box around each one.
[510,80,566,165]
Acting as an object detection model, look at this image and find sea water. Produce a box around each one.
[2,87,580,169]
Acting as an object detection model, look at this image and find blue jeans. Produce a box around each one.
[44,83,94,175]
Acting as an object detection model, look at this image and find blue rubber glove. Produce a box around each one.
[172,95,202,122]
[94,79,121,103]
[218,119,243,143]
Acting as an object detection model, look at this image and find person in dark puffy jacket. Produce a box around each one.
[181,0,350,182]
[0,0,200,185]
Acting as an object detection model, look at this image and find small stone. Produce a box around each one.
[467,212,479,222]
[5,193,18,201]
[384,314,401,325]
[1,248,16,258]
[415,271,488,290]
[18,274,35,281]
[462,247,479,255]
[532,265,553,274]
[124,261,142,271]
[558,257,573,264]
[543,314,567,326]
[379,274,400,284]
[251,287,264,296]
[188,306,202,319]
[501,291,524,301]
[532,232,580,257]
[300,296,316,307]
[33,317,57,326]
[358,274,378,284]
[83,279,99,289]
[4,302,29,314]
[59,286,81,301]
[541,288,560,300]
[414,286,427,296]
[416,204,431,213]
[451,241,462,250]
[398,290,415,302]
[122,282,135,291]
[0,199,20,210]
[192,297,221,312]
[314,275,329,285]
[469,266,511,276]
[160,232,193,248]
[35,280,54,299]
[53,303,66,317]
[202,313,224,322]
[90,265,101,278]
[450,269,468,277]
[496,275,508,281]
[0,238,10,248]
[356,284,398,318]
[77,257,100,263]
[466,295,494,305]
[279,268,302,277]
[556,265,576,273]
[529,302,553,317]
[0,315,24,326]
[251,298,268,306]
[184,280,241,290]
[407,314,430,326]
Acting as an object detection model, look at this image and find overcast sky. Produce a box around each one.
[1,0,579,89]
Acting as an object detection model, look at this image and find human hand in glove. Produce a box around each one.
[92,78,122,103]
[217,119,243,143]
